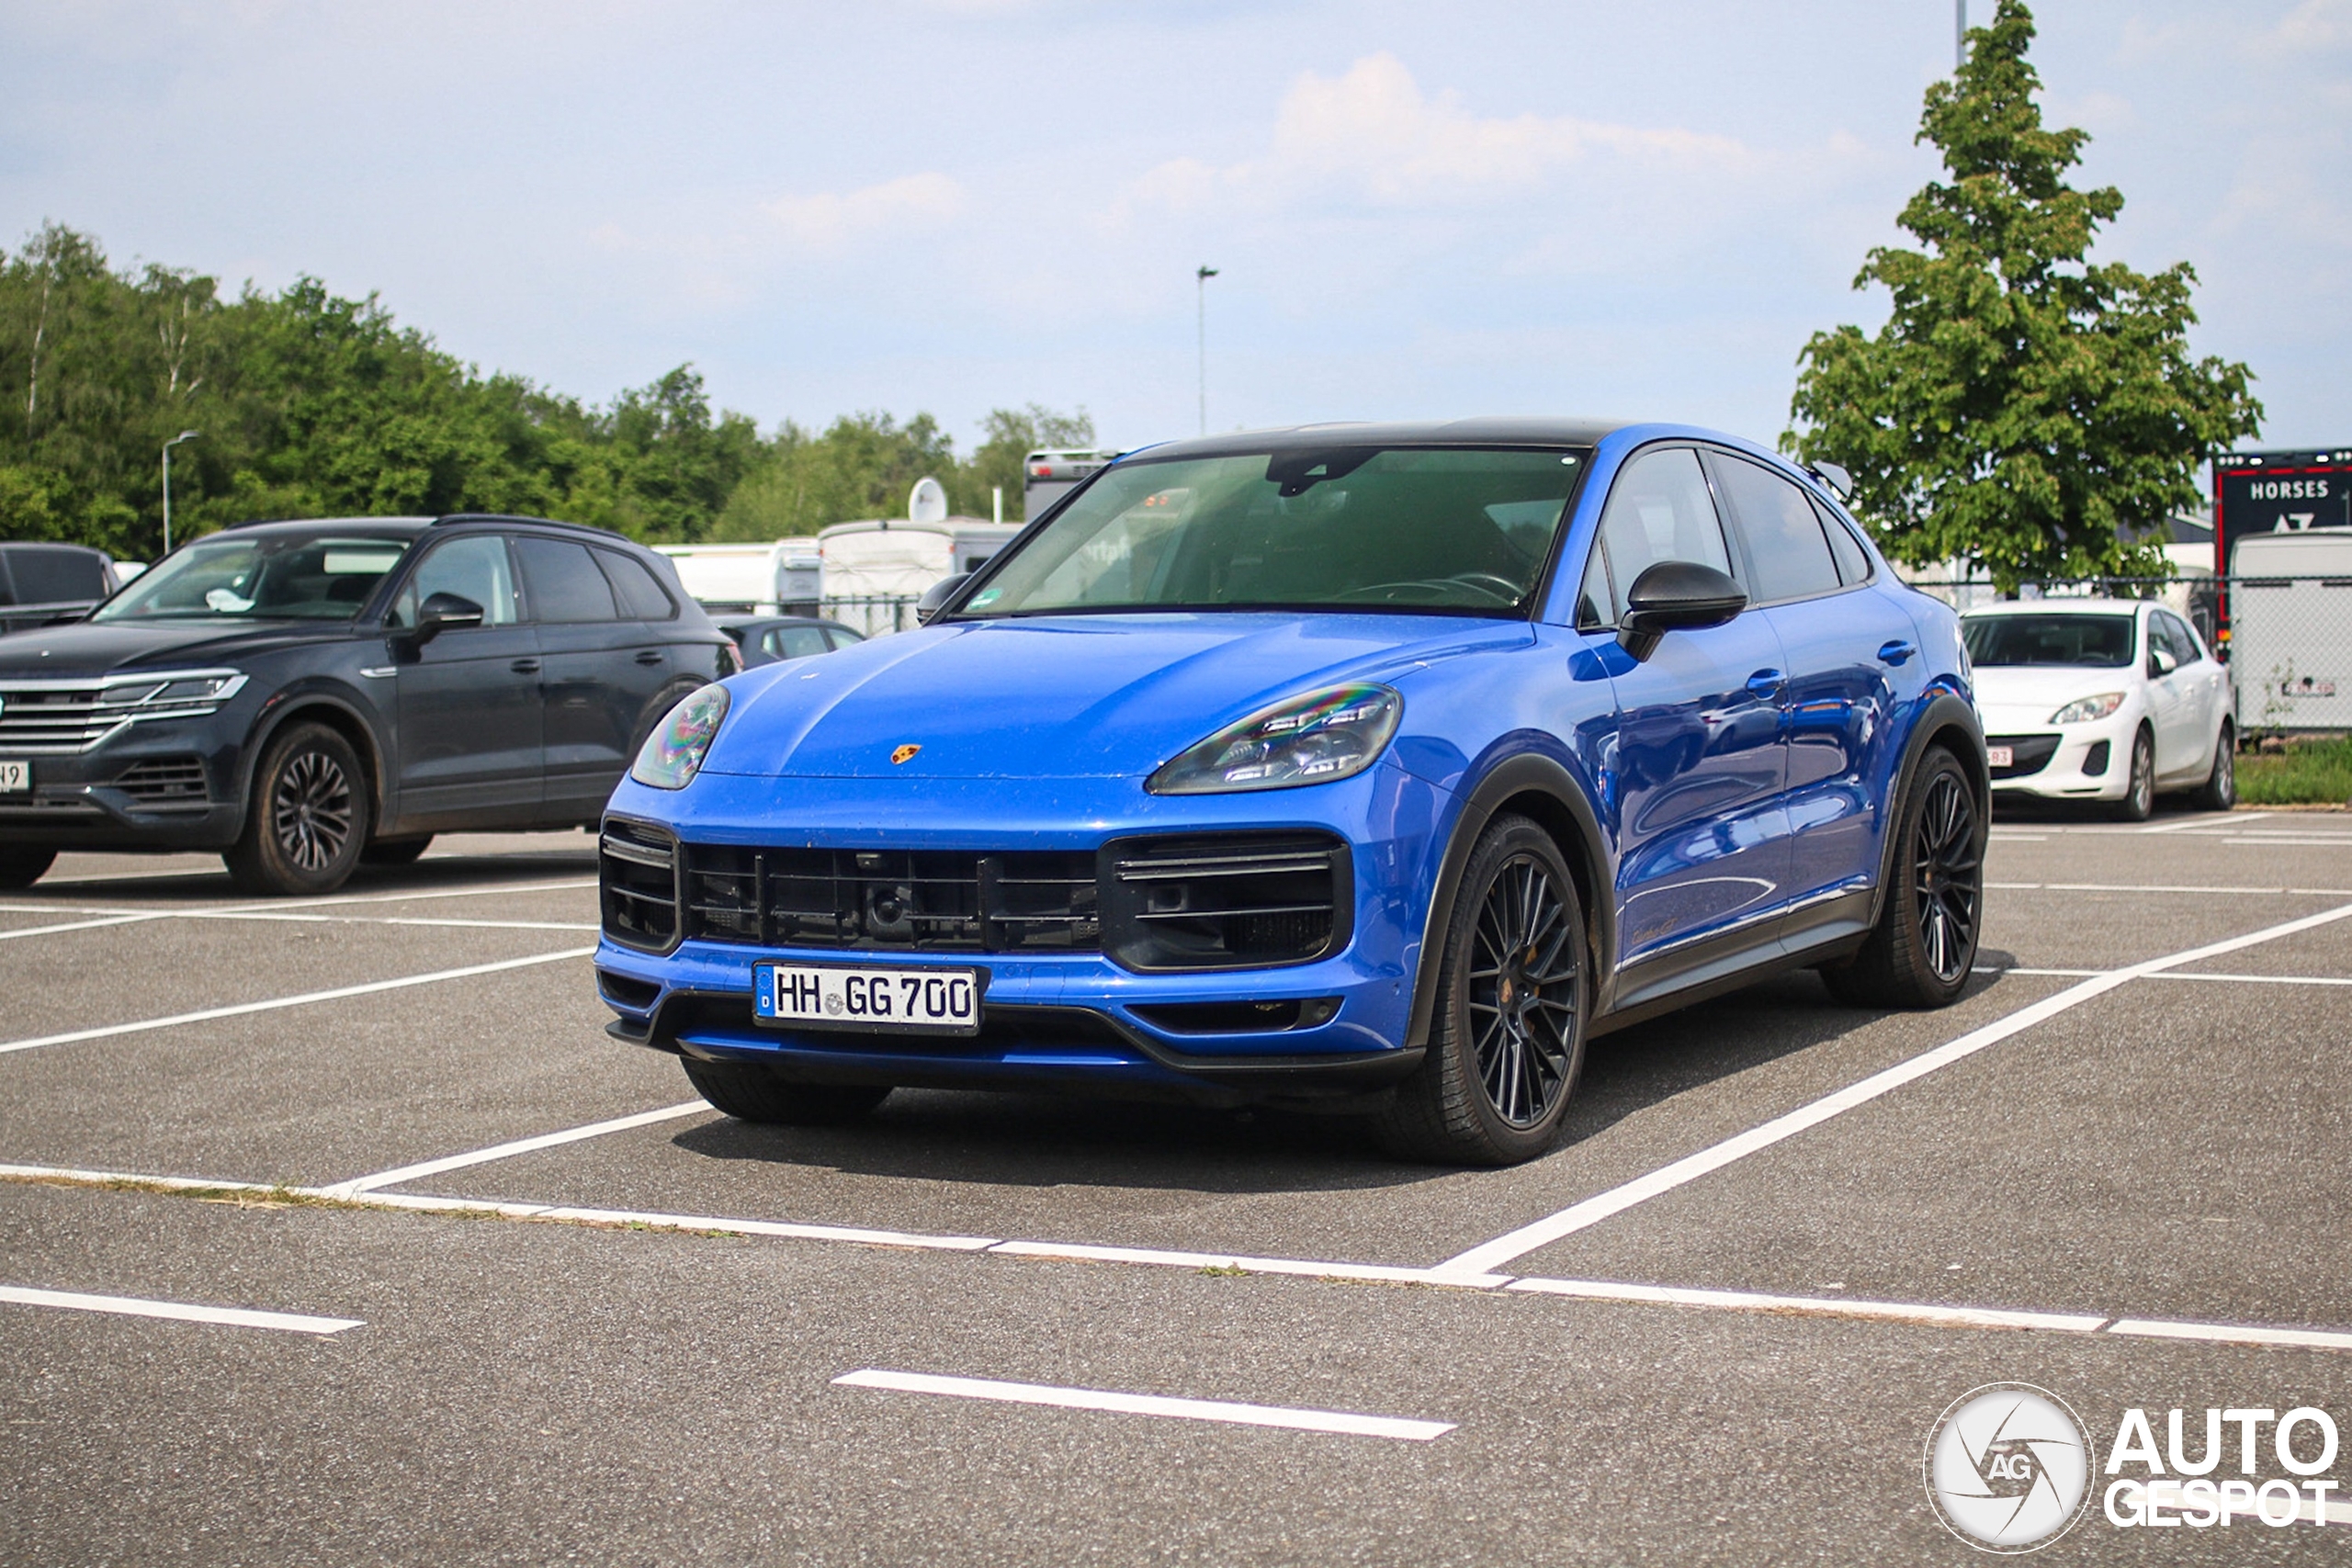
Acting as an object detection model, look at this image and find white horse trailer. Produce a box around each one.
[2229,530,2352,732]
[817,518,1021,637]
[653,542,824,614]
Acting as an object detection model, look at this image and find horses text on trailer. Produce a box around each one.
[2211,446,2352,654]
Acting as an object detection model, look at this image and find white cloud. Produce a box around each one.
[761,172,968,249]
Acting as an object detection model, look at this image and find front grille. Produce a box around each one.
[113,756,209,805]
[680,846,1099,953]
[0,670,246,754]
[600,820,680,950]
[1988,734,2062,780]
[1102,833,1351,971]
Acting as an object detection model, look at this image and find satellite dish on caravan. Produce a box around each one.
[909,477,948,525]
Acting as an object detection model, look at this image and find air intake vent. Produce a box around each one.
[1102,833,1351,972]
[114,756,208,804]
[600,819,679,951]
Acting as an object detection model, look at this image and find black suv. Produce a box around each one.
[0,514,734,895]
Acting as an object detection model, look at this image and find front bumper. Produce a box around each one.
[0,723,248,851]
[1985,716,2132,801]
[591,760,1452,1105]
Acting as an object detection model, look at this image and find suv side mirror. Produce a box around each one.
[410,591,485,646]
[1617,561,1747,661]
[916,573,972,625]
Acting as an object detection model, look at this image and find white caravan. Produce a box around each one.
[2228,529,2352,732]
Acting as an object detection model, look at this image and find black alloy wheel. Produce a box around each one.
[1913,767,1982,987]
[1823,747,1984,1009]
[224,722,371,896]
[1379,814,1588,1166]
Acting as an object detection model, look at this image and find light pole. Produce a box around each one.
[1956,0,1966,70]
[162,429,199,556]
[1195,265,1218,436]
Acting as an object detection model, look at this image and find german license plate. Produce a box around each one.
[0,760,27,794]
[752,961,983,1036]
[1986,746,2013,769]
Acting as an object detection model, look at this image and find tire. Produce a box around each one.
[0,846,55,890]
[2108,728,2154,822]
[360,835,434,866]
[2191,722,2236,812]
[223,722,371,896]
[1377,814,1589,1167]
[682,1057,890,1126]
[1823,748,1984,1010]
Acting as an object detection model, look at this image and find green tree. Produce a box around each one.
[1785,0,2260,591]
[960,402,1096,522]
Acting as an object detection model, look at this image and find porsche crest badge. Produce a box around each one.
[890,744,922,765]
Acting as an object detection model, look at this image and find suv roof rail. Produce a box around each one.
[431,513,622,538]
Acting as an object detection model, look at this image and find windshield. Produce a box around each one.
[95,534,410,623]
[960,446,1587,617]
[1963,613,2136,668]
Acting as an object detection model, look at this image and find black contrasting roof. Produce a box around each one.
[212,513,628,540]
[1125,418,1631,464]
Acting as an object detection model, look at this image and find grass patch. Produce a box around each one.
[2238,737,2352,806]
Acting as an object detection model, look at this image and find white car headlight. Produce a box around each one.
[629,683,729,789]
[1148,683,1402,795]
[2050,692,2125,725]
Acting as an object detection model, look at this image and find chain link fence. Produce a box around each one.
[819,593,923,639]
[1907,573,2351,736]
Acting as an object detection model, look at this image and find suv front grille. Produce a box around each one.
[680,846,1100,953]
[601,829,1351,972]
[0,670,247,754]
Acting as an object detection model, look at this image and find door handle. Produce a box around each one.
[1745,669,1785,699]
[633,649,665,666]
[510,657,542,674]
[1878,640,1916,666]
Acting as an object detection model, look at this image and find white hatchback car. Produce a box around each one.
[1960,598,2235,820]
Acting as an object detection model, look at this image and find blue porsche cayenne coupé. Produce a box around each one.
[594,419,1987,1165]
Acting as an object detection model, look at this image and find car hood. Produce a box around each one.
[0,616,355,679]
[701,612,1530,780]
[1973,664,2137,726]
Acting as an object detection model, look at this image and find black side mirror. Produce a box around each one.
[410,591,485,646]
[916,573,972,625]
[1617,561,1747,661]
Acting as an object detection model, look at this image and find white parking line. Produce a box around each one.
[1430,899,2352,1280]
[1507,1277,2108,1334]
[0,912,165,942]
[986,1238,1502,1287]
[0,947,595,1056]
[1999,967,2352,987]
[832,1369,1455,1440]
[0,1283,362,1336]
[2227,835,2352,847]
[2109,1317,2352,1353]
[321,1101,710,1197]
[1986,882,2352,896]
[2141,813,2262,834]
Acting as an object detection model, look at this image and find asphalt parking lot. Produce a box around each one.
[5,807,2351,1564]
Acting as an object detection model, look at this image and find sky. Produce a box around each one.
[3,0,2348,459]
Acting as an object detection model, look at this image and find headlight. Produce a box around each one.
[630,683,729,789]
[1148,683,1401,795]
[2049,693,2125,725]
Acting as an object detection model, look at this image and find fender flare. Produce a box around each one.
[1403,750,1615,1049]
[239,686,393,825]
[1861,689,1988,931]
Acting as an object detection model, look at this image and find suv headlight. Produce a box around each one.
[630,683,729,789]
[2050,693,2125,725]
[1148,683,1401,795]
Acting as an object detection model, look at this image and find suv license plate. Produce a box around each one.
[1985,746,2013,769]
[0,760,28,794]
[753,962,983,1036]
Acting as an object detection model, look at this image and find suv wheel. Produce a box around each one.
[224,722,370,896]
[0,846,55,890]
[683,1058,891,1125]
[1822,748,1983,1009]
[1378,813,1588,1166]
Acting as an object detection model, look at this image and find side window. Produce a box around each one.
[597,549,678,620]
[1815,500,1872,584]
[389,535,518,627]
[1713,455,1840,604]
[764,626,832,661]
[515,537,618,623]
[825,626,864,649]
[2158,611,2203,664]
[1574,545,1611,631]
[1590,447,1734,622]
